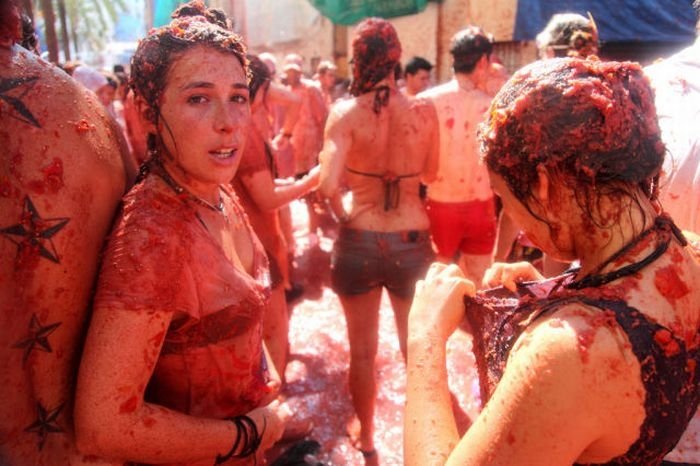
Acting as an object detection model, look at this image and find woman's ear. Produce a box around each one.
[534,164,551,205]
[135,96,157,133]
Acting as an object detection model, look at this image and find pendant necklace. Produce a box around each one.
[153,162,230,225]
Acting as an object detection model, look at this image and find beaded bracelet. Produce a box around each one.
[214,414,267,465]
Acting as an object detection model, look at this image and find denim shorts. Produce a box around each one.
[330,228,435,298]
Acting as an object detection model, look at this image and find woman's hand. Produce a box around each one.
[259,377,281,407]
[248,400,290,463]
[482,261,544,291]
[409,263,476,342]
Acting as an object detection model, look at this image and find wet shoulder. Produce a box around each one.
[120,177,190,229]
[418,80,458,101]
[2,46,127,191]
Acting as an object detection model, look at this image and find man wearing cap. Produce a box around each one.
[282,53,328,239]
[419,26,498,284]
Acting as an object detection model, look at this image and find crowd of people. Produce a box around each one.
[1,0,699,464]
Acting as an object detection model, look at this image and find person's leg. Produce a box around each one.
[458,198,498,286]
[426,199,461,264]
[383,230,436,360]
[458,253,493,286]
[263,284,289,384]
[386,291,411,361]
[305,197,320,240]
[339,288,383,455]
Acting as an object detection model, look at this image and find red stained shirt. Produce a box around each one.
[94,175,271,419]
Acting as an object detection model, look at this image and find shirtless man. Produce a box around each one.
[0,2,133,463]
[319,17,439,465]
[401,56,432,97]
[419,27,497,284]
[283,53,328,238]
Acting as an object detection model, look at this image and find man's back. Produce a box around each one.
[0,44,131,465]
[289,79,327,175]
[420,76,492,203]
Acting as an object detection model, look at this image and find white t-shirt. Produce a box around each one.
[645,38,700,235]
[646,36,700,465]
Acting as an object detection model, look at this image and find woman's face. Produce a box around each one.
[489,171,575,262]
[157,45,250,187]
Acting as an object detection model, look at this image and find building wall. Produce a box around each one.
[226,0,537,83]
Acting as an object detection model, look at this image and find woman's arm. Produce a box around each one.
[240,165,320,211]
[75,306,284,463]
[405,265,644,465]
[319,103,352,221]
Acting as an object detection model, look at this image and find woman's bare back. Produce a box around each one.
[327,89,438,231]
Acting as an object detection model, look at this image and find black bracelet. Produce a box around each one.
[214,414,266,465]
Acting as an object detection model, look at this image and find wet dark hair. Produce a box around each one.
[405,56,432,76]
[536,13,599,58]
[247,54,271,103]
[349,17,402,96]
[103,72,118,90]
[20,13,39,54]
[480,58,664,225]
[130,0,248,125]
[450,26,493,74]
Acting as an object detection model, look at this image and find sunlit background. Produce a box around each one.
[23,0,697,87]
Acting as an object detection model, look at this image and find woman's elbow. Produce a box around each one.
[319,181,336,200]
[75,417,108,457]
[74,399,124,458]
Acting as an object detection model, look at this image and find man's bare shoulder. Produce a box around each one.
[401,95,438,122]
[417,80,457,99]
[2,45,129,190]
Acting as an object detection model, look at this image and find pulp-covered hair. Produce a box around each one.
[480,58,664,217]
[130,0,248,124]
[247,54,271,103]
[536,13,599,59]
[349,17,402,96]
[450,26,493,74]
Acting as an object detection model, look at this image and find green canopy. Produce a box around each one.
[307,0,430,25]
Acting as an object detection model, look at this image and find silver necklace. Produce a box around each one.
[154,162,228,222]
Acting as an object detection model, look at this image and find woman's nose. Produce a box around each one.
[215,104,235,133]
[215,101,250,134]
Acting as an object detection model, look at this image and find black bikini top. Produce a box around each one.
[345,166,419,211]
[464,216,700,465]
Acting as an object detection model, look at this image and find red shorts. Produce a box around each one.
[426,198,497,257]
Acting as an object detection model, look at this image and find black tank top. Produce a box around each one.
[465,216,700,465]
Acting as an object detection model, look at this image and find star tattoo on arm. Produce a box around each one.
[0,196,70,265]
[0,76,41,128]
[24,401,65,450]
[12,313,62,365]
